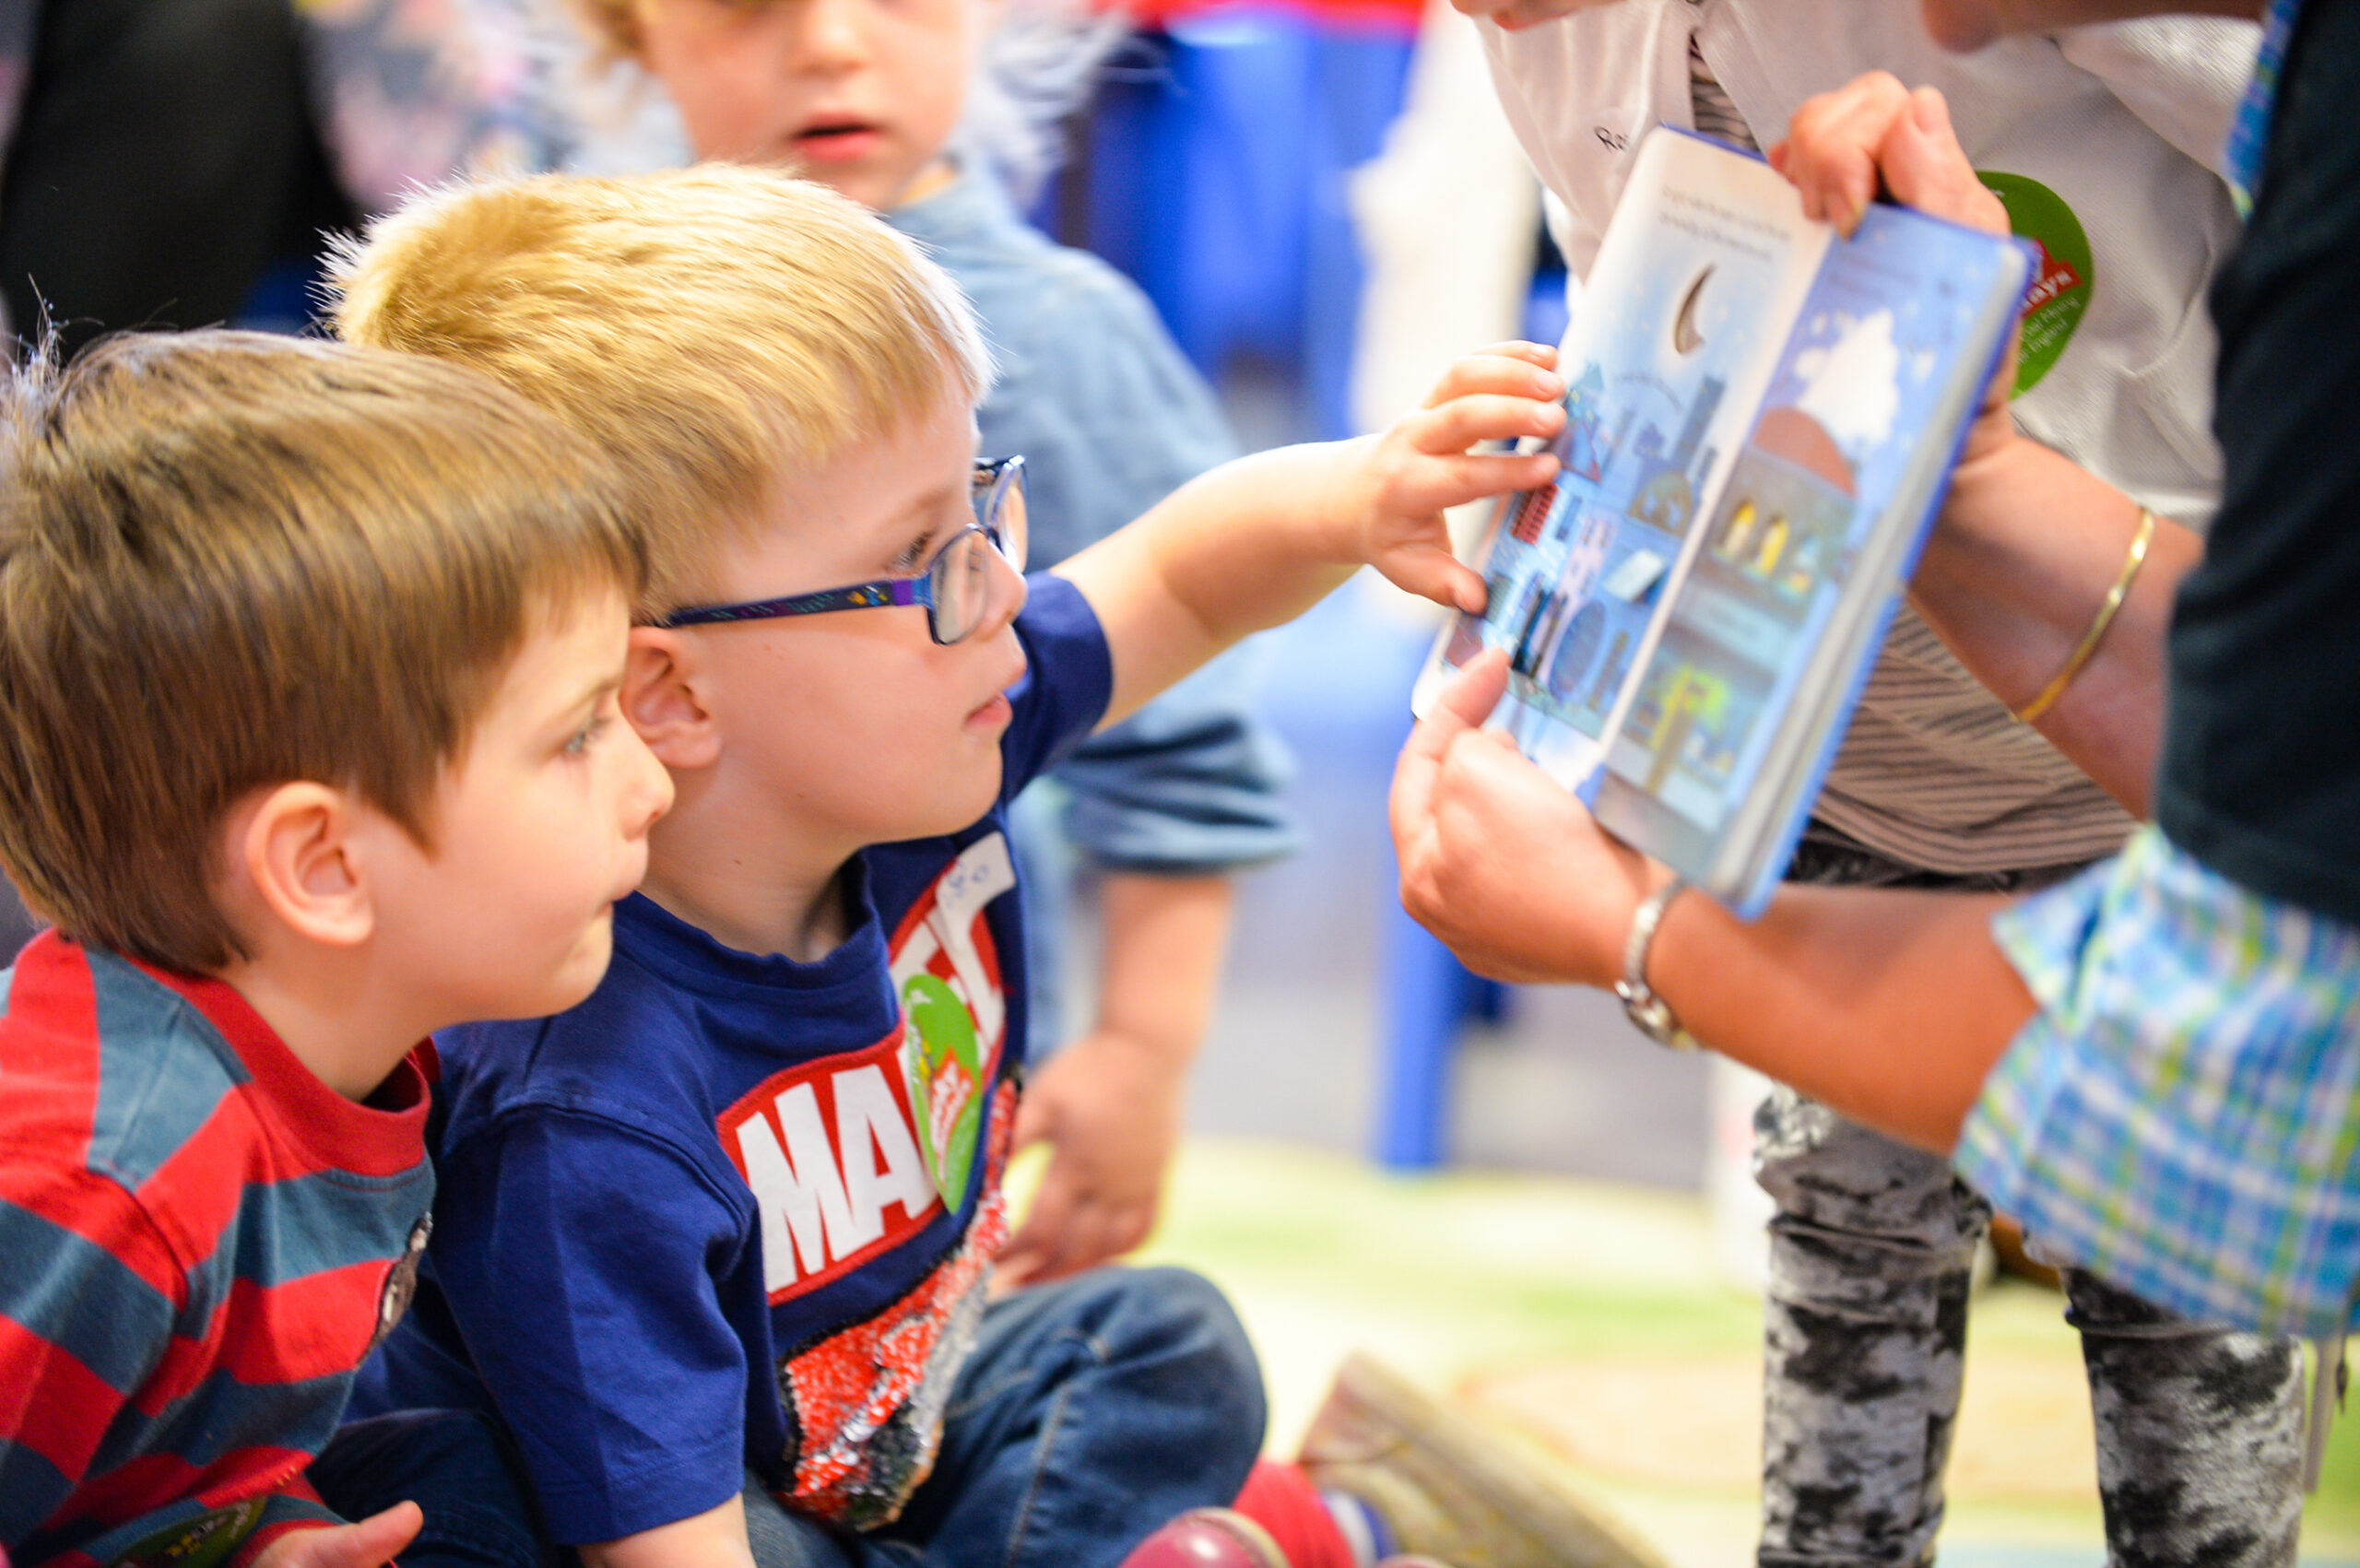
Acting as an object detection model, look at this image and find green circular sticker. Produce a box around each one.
[1978,171,2092,395]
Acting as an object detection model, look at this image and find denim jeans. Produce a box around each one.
[311,1409,551,1568]
[740,1267,1265,1568]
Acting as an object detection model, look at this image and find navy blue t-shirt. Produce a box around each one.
[348,575,1113,1543]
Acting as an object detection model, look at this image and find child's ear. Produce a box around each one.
[228,782,376,949]
[625,626,721,770]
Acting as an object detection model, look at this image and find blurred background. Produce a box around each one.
[0,1,2351,1561]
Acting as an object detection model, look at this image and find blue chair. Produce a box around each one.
[1080,9,1415,439]
[1377,900,1511,1168]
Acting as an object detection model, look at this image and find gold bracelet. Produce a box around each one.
[2012,507,2157,725]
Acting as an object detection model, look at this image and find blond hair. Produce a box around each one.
[0,330,644,975]
[330,165,990,611]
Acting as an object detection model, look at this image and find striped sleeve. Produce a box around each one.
[59,1488,342,1568]
[0,1161,183,1554]
[0,1161,348,1568]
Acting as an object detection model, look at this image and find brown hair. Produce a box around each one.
[329,164,990,613]
[0,329,646,974]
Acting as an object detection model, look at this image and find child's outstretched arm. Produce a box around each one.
[1054,345,1565,730]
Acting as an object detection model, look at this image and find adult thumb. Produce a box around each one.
[1393,647,1510,831]
[1429,648,1511,735]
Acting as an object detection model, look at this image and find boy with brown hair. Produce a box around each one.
[332,163,1563,1568]
[0,329,673,1568]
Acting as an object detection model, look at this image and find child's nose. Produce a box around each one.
[790,0,873,72]
[622,727,676,834]
[976,548,1027,642]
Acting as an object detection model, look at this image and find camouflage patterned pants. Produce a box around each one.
[1753,1089,2307,1568]
[1760,830,2307,1567]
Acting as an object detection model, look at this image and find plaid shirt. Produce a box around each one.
[1956,827,2360,1338]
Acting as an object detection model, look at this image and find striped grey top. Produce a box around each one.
[1689,36,1759,150]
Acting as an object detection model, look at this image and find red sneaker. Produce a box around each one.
[1119,1508,1292,1568]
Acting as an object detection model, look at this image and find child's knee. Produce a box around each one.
[1096,1267,1267,1446]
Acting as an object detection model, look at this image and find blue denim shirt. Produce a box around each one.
[888,170,1297,1044]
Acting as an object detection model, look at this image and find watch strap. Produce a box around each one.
[1615,876,1697,1051]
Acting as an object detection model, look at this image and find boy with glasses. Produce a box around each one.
[334,164,1565,1568]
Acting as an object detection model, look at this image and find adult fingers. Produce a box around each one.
[1779,71,1913,234]
[1390,649,1511,838]
[1880,88,2009,234]
[1450,0,1621,26]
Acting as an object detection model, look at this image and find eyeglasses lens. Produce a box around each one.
[975,461,1029,573]
[926,527,982,644]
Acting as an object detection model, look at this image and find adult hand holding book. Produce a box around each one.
[1770,74,2202,815]
[1391,645,1656,987]
[1411,119,2031,915]
[1385,68,2186,1139]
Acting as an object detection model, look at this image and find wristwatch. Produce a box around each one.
[1615,876,1698,1051]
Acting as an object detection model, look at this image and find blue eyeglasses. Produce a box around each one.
[659,457,1028,645]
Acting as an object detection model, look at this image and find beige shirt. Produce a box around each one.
[1482,1,2255,871]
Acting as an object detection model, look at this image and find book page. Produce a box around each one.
[1412,130,1828,789]
[1589,200,2028,911]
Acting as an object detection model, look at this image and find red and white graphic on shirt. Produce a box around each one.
[885,835,1016,1212]
[2019,235,2083,316]
[714,834,1016,1311]
[775,1078,1019,1527]
[712,836,1024,1526]
[719,1032,943,1303]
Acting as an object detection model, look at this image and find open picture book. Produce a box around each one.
[1411,126,2031,918]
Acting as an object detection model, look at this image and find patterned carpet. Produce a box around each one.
[1090,1136,2360,1568]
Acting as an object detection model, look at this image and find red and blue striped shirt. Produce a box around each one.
[0,933,434,1568]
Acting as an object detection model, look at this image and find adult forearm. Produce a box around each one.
[1909,433,2201,816]
[1394,650,2043,1151]
[1647,880,2037,1152]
